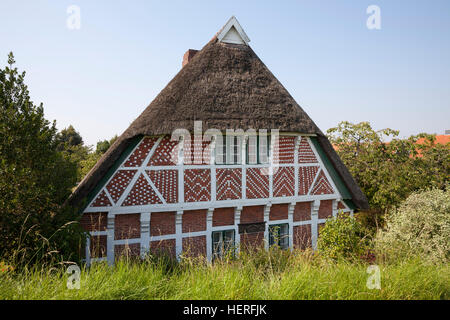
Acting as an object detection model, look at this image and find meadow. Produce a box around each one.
[1,250,448,300]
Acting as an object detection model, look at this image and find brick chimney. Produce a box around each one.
[182,49,198,67]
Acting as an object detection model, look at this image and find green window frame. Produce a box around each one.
[268,223,289,250]
[212,229,235,259]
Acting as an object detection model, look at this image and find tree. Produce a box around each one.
[56,125,83,151]
[376,188,449,264]
[327,121,449,221]
[0,52,83,265]
[95,135,117,154]
[78,135,118,179]
[56,125,91,183]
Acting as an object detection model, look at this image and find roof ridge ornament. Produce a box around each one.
[216,16,250,45]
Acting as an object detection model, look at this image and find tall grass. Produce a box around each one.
[1,249,448,300]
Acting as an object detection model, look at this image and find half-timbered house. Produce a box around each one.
[69,17,369,264]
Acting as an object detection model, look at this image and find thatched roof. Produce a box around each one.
[69,21,369,210]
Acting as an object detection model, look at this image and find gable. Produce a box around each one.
[84,134,349,213]
[217,16,250,45]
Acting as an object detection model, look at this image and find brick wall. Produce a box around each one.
[318,200,333,219]
[293,225,311,250]
[184,169,211,202]
[294,202,311,221]
[272,136,295,164]
[150,211,176,236]
[182,209,207,233]
[241,205,264,224]
[273,167,295,197]
[115,213,140,240]
[80,212,107,232]
[240,232,264,251]
[114,243,140,259]
[269,204,288,221]
[213,207,235,226]
[150,239,176,258]
[182,235,206,257]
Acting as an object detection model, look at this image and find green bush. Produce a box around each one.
[376,188,449,264]
[317,213,371,261]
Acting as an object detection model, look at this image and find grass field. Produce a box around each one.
[1,250,448,300]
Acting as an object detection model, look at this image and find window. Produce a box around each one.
[215,136,242,165]
[214,134,271,165]
[246,135,271,164]
[268,224,289,250]
[212,229,235,259]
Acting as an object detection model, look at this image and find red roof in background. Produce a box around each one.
[416,135,450,145]
[415,135,449,157]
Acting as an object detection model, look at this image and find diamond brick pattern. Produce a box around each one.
[246,167,269,199]
[147,169,178,203]
[106,170,137,203]
[123,137,158,167]
[148,137,179,166]
[184,138,211,165]
[272,136,295,164]
[122,174,162,206]
[273,167,295,197]
[311,170,334,195]
[298,166,319,195]
[184,169,211,202]
[91,190,112,207]
[216,168,242,200]
[298,137,318,163]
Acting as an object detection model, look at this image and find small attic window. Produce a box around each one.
[217,16,250,46]
[221,26,245,45]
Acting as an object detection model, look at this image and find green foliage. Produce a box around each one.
[327,121,449,215]
[56,125,118,183]
[56,126,91,183]
[317,213,371,261]
[56,125,84,150]
[95,135,117,154]
[0,52,84,266]
[76,135,118,180]
[376,188,450,264]
[0,253,448,300]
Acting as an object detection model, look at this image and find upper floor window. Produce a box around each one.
[215,135,242,165]
[214,134,271,165]
[246,135,270,165]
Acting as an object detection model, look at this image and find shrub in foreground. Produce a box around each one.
[376,188,449,264]
[317,213,371,261]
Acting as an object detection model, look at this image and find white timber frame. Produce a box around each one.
[83,133,354,265]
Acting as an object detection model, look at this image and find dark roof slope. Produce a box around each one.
[69,36,369,209]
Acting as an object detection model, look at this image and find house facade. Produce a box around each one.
[70,17,368,265]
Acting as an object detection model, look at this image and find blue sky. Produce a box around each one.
[1,0,449,146]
